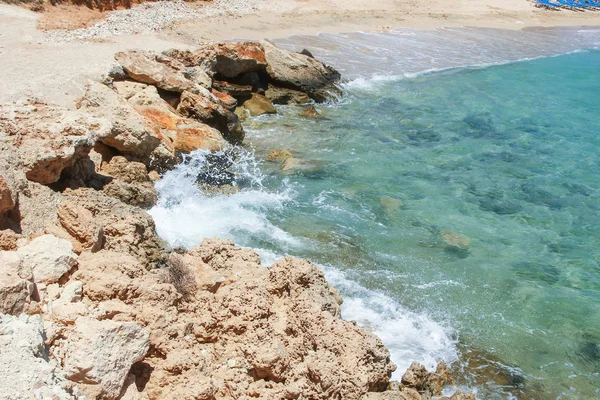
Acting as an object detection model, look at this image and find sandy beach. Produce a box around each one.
[1,0,599,107]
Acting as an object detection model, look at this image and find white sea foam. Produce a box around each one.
[322,266,459,378]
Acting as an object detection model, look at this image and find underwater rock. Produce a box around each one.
[267,149,293,162]
[512,261,560,285]
[280,157,322,173]
[440,230,471,251]
[300,105,323,119]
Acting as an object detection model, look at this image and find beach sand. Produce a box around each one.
[0,0,599,106]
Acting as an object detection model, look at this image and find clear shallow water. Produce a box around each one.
[151,31,600,399]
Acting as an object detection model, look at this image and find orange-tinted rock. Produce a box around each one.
[0,174,14,214]
[212,41,267,78]
[211,89,238,110]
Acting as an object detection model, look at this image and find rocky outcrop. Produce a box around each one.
[211,41,268,78]
[261,40,342,102]
[99,156,157,208]
[0,99,112,185]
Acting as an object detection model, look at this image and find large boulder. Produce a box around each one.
[0,314,76,399]
[77,81,173,169]
[265,84,311,105]
[53,317,149,399]
[261,40,342,102]
[16,234,78,285]
[115,50,193,93]
[0,99,112,185]
[210,41,268,78]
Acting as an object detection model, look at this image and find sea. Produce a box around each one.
[150,26,600,399]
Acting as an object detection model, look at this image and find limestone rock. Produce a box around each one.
[0,251,34,315]
[115,50,193,93]
[0,174,14,214]
[113,80,150,100]
[58,188,166,267]
[280,157,322,172]
[0,314,76,399]
[190,67,212,89]
[243,93,277,117]
[212,80,254,98]
[17,234,78,285]
[267,149,293,162]
[0,99,112,185]
[211,41,268,78]
[55,317,149,399]
[128,84,228,154]
[77,81,173,169]
[177,89,244,144]
[49,280,87,323]
[361,387,421,400]
[265,85,311,105]
[211,89,238,110]
[100,156,157,208]
[261,40,342,102]
[242,93,277,117]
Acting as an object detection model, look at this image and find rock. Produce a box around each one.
[261,40,342,102]
[0,229,20,250]
[401,362,429,391]
[267,149,293,162]
[58,188,166,267]
[265,85,311,105]
[113,80,150,99]
[234,106,248,122]
[440,230,471,251]
[212,80,254,98]
[0,99,112,185]
[380,196,404,216]
[0,314,76,399]
[211,89,237,110]
[17,235,78,285]
[448,390,476,400]
[0,251,34,315]
[100,156,157,208]
[190,67,212,89]
[300,105,323,119]
[77,81,173,169]
[242,93,277,116]
[280,157,322,172]
[177,89,244,144]
[56,201,104,253]
[173,121,228,153]
[115,50,193,93]
[0,174,14,214]
[54,317,149,399]
[211,41,267,78]
[428,361,453,396]
[49,280,87,323]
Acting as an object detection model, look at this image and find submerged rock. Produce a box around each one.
[300,105,323,119]
[267,148,293,162]
[440,230,471,251]
[280,157,322,173]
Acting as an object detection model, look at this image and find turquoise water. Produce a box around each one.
[151,49,600,398]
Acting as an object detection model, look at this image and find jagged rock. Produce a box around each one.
[177,89,244,144]
[300,105,323,119]
[77,81,174,169]
[58,188,166,267]
[100,156,157,208]
[16,235,78,285]
[210,41,268,78]
[265,85,311,105]
[242,93,277,116]
[0,314,76,399]
[261,40,342,102]
[190,67,212,89]
[401,362,430,392]
[0,251,34,315]
[53,317,149,399]
[115,50,193,93]
[173,121,228,154]
[440,230,471,251]
[212,80,254,98]
[267,149,293,162]
[0,99,112,185]
[446,390,476,400]
[49,280,87,324]
[0,174,14,214]
[211,89,238,110]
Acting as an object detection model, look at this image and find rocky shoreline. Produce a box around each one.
[0,40,473,399]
